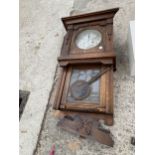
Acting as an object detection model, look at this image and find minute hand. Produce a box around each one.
[87,67,111,85]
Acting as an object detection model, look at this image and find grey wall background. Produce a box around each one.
[20,0,135,155]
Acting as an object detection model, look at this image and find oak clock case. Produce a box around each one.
[52,8,119,125]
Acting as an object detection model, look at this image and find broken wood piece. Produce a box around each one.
[52,110,113,126]
[67,140,81,152]
[57,115,114,147]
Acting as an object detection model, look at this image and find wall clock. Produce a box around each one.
[52,8,119,125]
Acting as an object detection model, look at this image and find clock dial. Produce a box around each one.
[75,29,102,50]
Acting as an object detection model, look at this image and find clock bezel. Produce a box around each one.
[75,29,102,50]
[70,26,106,54]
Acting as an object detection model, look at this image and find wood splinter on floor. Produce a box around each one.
[57,115,114,147]
[67,140,81,152]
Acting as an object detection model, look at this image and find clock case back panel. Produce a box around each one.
[52,8,119,125]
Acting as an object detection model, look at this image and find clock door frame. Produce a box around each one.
[53,64,113,114]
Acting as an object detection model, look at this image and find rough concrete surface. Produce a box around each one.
[19,0,74,155]
[20,0,135,155]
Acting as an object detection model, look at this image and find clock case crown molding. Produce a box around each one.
[58,8,119,71]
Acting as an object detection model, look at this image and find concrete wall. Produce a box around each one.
[128,20,135,76]
[20,0,135,155]
[19,0,74,155]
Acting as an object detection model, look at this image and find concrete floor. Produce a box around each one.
[20,0,135,155]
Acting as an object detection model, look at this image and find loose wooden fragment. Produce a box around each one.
[57,115,114,147]
[67,140,81,152]
[52,110,113,126]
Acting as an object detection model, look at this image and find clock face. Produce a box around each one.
[75,29,102,50]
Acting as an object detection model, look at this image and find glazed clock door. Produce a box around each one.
[60,65,113,114]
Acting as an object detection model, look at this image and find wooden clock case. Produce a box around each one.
[52,8,119,126]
